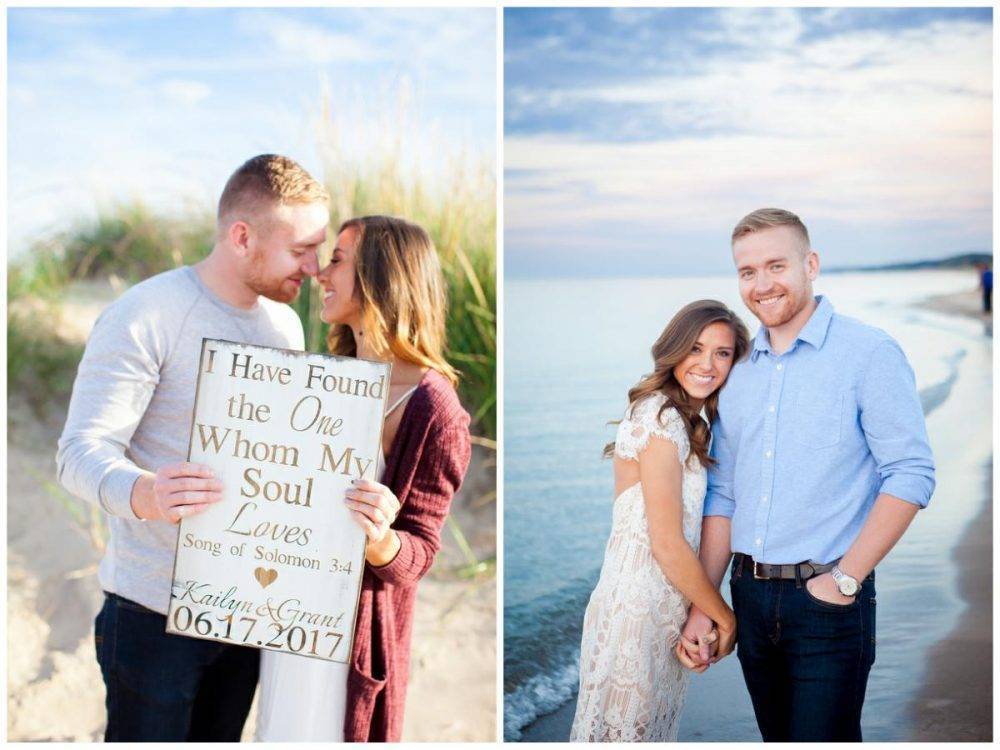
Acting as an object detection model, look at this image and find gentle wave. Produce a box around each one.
[918,348,965,417]
[504,652,580,741]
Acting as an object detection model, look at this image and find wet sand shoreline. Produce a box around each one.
[920,285,992,323]
[906,286,992,741]
[907,462,992,741]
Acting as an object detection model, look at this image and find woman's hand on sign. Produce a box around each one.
[345,479,400,543]
[131,463,224,523]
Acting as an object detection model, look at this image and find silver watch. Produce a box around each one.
[831,565,860,597]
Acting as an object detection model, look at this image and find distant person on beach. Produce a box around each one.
[678,208,936,741]
[56,154,329,741]
[254,216,471,742]
[978,262,992,313]
[570,300,751,741]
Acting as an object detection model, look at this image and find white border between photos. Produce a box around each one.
[495,2,506,745]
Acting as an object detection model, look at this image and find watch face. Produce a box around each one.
[838,578,860,596]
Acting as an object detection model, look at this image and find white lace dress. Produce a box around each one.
[570,394,707,742]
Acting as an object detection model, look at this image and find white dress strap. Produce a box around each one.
[385,385,419,418]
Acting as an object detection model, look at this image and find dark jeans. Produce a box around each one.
[94,592,259,742]
[729,557,877,742]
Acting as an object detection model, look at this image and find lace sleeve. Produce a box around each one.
[615,395,690,465]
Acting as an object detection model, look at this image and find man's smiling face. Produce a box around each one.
[733,224,818,328]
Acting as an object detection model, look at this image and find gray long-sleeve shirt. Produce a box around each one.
[56,266,304,614]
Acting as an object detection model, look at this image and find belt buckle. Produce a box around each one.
[753,561,769,580]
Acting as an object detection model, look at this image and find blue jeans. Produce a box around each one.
[729,556,877,741]
[94,592,259,742]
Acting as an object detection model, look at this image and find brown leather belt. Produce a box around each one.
[734,552,838,581]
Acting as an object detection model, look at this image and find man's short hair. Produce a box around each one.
[217,154,329,225]
[731,208,810,254]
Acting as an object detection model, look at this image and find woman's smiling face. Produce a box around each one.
[317,225,363,327]
[672,321,737,403]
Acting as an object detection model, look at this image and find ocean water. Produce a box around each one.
[503,270,992,741]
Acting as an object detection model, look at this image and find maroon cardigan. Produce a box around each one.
[344,369,472,742]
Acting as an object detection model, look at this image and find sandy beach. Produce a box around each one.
[510,283,992,743]
[908,463,992,741]
[6,283,497,742]
[921,285,993,329]
[907,288,992,742]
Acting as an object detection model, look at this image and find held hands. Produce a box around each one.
[675,631,716,673]
[345,479,400,544]
[676,605,716,673]
[132,462,223,523]
[676,605,736,672]
[805,571,857,606]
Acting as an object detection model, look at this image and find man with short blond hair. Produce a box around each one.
[731,207,810,253]
[217,153,330,226]
[57,154,329,741]
[679,207,935,741]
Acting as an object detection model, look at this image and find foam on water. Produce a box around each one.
[503,654,579,741]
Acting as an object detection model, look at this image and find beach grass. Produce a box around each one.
[300,90,497,439]
[7,298,84,414]
[7,178,494,440]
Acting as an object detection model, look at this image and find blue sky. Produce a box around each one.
[8,8,496,255]
[505,7,992,277]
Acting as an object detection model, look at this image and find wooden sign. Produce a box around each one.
[166,339,389,662]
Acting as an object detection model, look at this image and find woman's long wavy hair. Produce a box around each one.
[326,216,459,387]
[603,300,751,467]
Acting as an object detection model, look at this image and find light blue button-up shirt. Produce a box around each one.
[703,295,935,564]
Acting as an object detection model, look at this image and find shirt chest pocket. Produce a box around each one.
[788,390,844,449]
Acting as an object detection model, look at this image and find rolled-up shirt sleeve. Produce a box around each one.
[859,339,936,508]
[55,302,163,519]
[703,413,736,518]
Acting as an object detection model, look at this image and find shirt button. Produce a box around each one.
[761,495,768,503]
[765,450,772,458]
[776,363,783,371]
[755,538,762,546]
[768,405,776,413]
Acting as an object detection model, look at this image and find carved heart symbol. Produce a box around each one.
[254,567,278,588]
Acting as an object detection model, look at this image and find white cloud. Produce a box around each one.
[160,79,211,107]
[507,124,990,230]
[247,15,376,64]
[507,16,992,243]
[694,7,805,49]
[530,20,990,141]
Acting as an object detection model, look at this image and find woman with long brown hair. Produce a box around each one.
[570,300,750,742]
[256,216,472,741]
